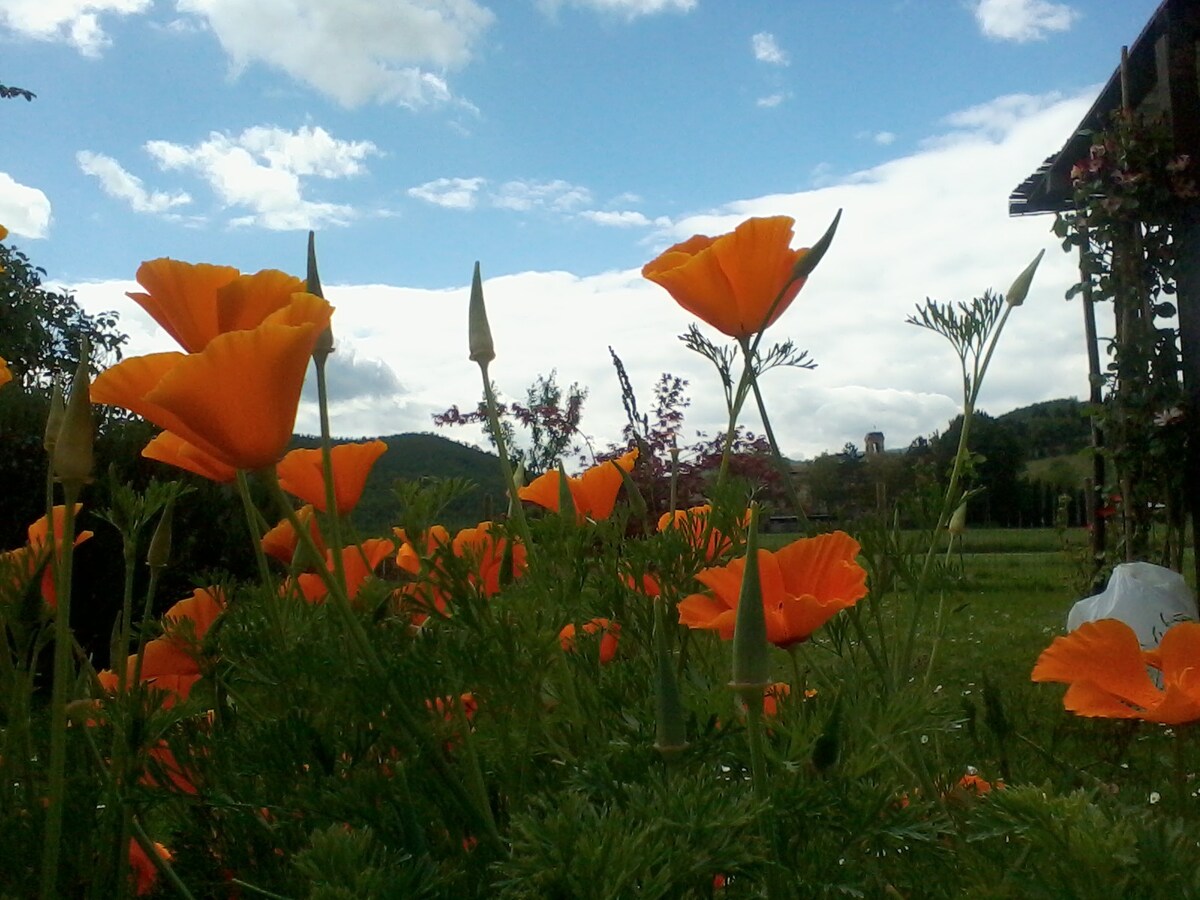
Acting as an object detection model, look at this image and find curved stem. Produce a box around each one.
[314,355,348,596]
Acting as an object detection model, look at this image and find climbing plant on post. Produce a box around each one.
[1054,108,1197,570]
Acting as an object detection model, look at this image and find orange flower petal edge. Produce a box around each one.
[277,440,389,515]
[643,216,808,338]
[518,449,638,521]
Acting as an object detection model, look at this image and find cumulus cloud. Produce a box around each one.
[76,151,192,214]
[756,93,786,109]
[491,179,591,212]
[538,0,696,19]
[578,209,660,227]
[0,172,52,238]
[177,0,493,108]
[69,88,1104,460]
[145,125,378,230]
[752,32,788,66]
[0,0,150,57]
[973,0,1078,42]
[408,177,485,210]
[300,345,405,404]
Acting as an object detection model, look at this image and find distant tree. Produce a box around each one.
[0,239,126,386]
[432,370,588,476]
[932,412,1026,526]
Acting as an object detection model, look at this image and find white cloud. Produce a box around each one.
[752,32,788,66]
[177,0,494,108]
[491,179,591,212]
[973,0,1078,42]
[873,131,896,145]
[0,172,52,238]
[0,0,150,56]
[145,125,378,230]
[77,150,192,214]
[72,88,1107,461]
[539,0,696,19]
[579,209,655,227]
[756,93,786,109]
[408,176,485,210]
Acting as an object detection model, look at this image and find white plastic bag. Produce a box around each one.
[1067,562,1198,650]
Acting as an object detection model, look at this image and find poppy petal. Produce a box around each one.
[128,259,238,352]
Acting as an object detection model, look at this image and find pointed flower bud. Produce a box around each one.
[948,500,968,536]
[1004,249,1045,307]
[43,377,65,454]
[730,504,770,697]
[53,340,94,485]
[307,231,335,360]
[556,460,577,521]
[146,493,177,570]
[468,262,495,366]
[791,209,842,282]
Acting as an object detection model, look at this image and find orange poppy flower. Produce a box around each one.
[677,531,868,649]
[294,538,396,605]
[622,568,662,598]
[762,681,791,718]
[657,504,748,563]
[128,258,307,353]
[559,617,620,665]
[143,742,198,795]
[163,586,225,643]
[276,440,388,515]
[92,294,332,471]
[394,523,526,621]
[142,431,236,483]
[518,449,638,521]
[0,355,11,390]
[2,505,95,609]
[128,838,173,896]
[642,216,810,338]
[1032,618,1200,725]
[261,504,325,564]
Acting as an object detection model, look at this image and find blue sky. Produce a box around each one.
[0,0,1164,461]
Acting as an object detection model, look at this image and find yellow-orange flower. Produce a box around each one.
[2,505,95,609]
[294,538,396,605]
[1032,618,1200,725]
[261,504,324,564]
[0,355,11,390]
[276,440,388,515]
[127,259,307,353]
[92,293,332,471]
[518,449,638,521]
[559,617,620,665]
[163,586,225,643]
[142,431,237,483]
[677,531,867,648]
[643,216,810,338]
[657,504,748,563]
[394,523,526,621]
[128,838,172,896]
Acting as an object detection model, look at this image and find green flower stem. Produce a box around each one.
[902,303,1013,683]
[314,354,349,597]
[262,471,504,853]
[40,480,80,900]
[236,470,275,590]
[131,818,196,900]
[714,352,755,492]
[743,700,784,899]
[745,362,811,533]
[478,362,535,560]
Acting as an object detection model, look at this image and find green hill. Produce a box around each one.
[290,432,507,535]
[996,398,1091,460]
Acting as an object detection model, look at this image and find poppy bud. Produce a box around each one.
[556,461,577,521]
[147,493,176,570]
[791,208,842,282]
[307,231,335,360]
[468,262,496,366]
[729,504,770,698]
[1004,249,1044,307]
[948,501,967,536]
[43,377,65,454]
[653,599,688,757]
[53,340,94,485]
